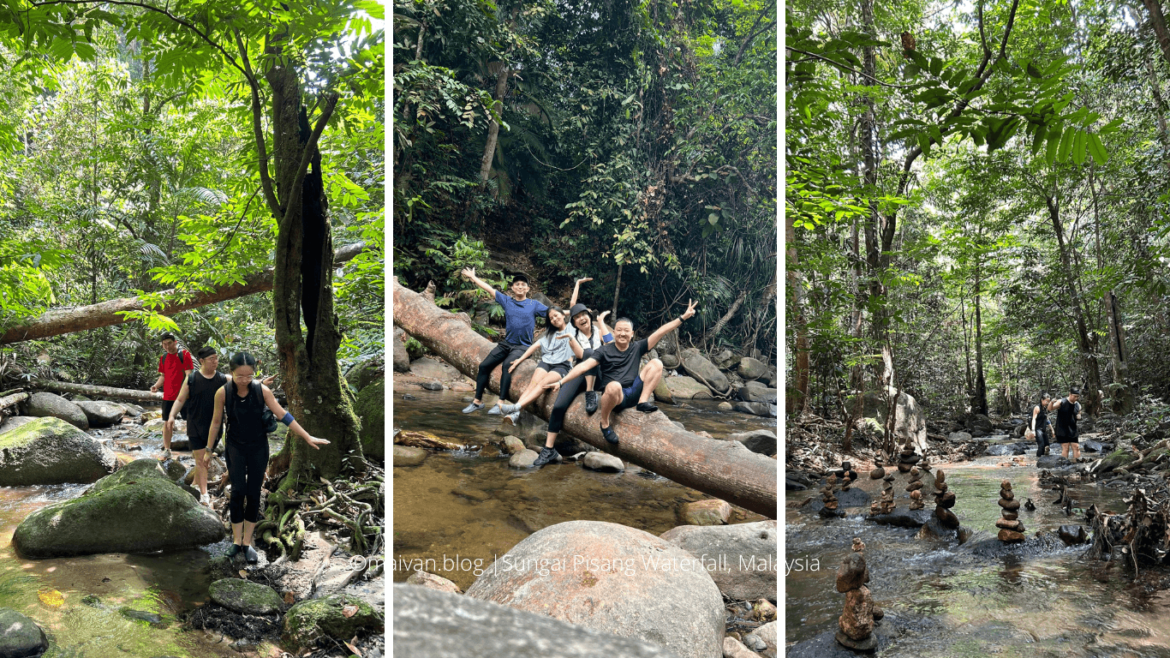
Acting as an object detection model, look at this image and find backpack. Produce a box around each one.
[222,380,279,439]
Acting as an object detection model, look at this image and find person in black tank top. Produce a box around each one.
[1031,393,1052,457]
[206,352,331,563]
[1049,387,1082,462]
[166,347,228,506]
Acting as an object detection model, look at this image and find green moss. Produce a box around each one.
[355,380,384,461]
[209,578,283,615]
[90,459,167,493]
[1102,448,1138,472]
[0,417,85,450]
[282,594,383,652]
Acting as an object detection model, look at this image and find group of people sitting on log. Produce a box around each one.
[458,270,697,468]
[153,333,329,562]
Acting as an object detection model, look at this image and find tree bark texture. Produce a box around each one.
[31,380,161,402]
[0,392,30,412]
[973,262,988,416]
[786,212,810,416]
[392,278,777,518]
[478,64,510,187]
[0,244,362,346]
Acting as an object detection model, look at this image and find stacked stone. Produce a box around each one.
[835,538,879,652]
[905,467,924,494]
[933,470,960,529]
[897,440,921,474]
[909,490,924,510]
[877,473,896,514]
[839,462,858,491]
[996,479,1025,542]
[869,462,886,480]
[819,475,842,518]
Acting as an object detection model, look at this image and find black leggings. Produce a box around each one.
[547,350,599,434]
[475,342,526,402]
[226,439,269,524]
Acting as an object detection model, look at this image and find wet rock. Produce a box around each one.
[680,350,730,394]
[409,356,462,382]
[403,394,417,401]
[583,453,624,473]
[0,417,117,485]
[869,465,885,479]
[741,633,766,651]
[26,391,90,430]
[948,431,973,443]
[755,620,777,653]
[466,520,724,658]
[1058,525,1088,545]
[120,607,166,627]
[803,486,871,515]
[663,376,712,401]
[867,507,932,528]
[163,459,186,480]
[501,436,526,455]
[283,594,383,652]
[1098,448,1137,474]
[659,521,777,602]
[986,443,1026,457]
[967,533,1065,558]
[0,608,48,658]
[681,499,731,525]
[420,381,443,391]
[76,401,125,427]
[652,379,675,405]
[717,402,733,411]
[785,478,807,491]
[726,429,776,456]
[210,578,283,616]
[733,401,775,417]
[393,445,427,467]
[1083,440,1112,453]
[394,584,681,658]
[12,458,225,557]
[835,552,869,592]
[934,506,960,529]
[736,381,776,403]
[405,571,462,594]
[356,380,385,462]
[509,450,539,469]
[1037,455,1072,469]
[452,486,490,502]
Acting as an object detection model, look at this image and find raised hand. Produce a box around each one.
[598,310,610,321]
[461,267,476,280]
[681,299,698,321]
[575,277,593,285]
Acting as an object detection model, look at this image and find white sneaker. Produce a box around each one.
[161,449,171,460]
[200,493,211,506]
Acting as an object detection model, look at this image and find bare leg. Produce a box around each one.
[638,359,664,403]
[194,449,208,496]
[585,374,596,391]
[599,381,623,428]
[242,520,257,547]
[544,431,558,449]
[1061,442,1070,459]
[162,420,172,452]
[515,370,560,408]
[1072,443,1081,460]
[232,522,243,545]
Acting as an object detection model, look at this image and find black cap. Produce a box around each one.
[1070,387,1081,395]
[511,274,529,284]
[569,303,590,318]
[159,333,176,341]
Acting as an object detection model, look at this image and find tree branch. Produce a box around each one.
[786,47,916,89]
[234,29,283,219]
[286,94,340,215]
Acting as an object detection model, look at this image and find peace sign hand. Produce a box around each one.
[681,299,698,321]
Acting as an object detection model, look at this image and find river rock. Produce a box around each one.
[862,387,927,453]
[659,521,777,602]
[500,436,526,455]
[733,401,775,418]
[0,609,48,658]
[283,594,383,652]
[717,402,733,411]
[210,578,283,615]
[727,430,776,456]
[755,621,777,654]
[1098,449,1137,473]
[25,392,89,430]
[966,413,994,437]
[583,452,624,473]
[986,443,1026,457]
[410,356,462,382]
[838,585,875,642]
[466,520,724,658]
[867,507,932,528]
[722,637,757,658]
[0,416,38,436]
[948,431,973,444]
[75,401,125,427]
[393,329,412,373]
[736,357,768,381]
[680,350,730,394]
[13,458,225,557]
[394,584,682,658]
[1036,455,1073,469]
[0,417,116,485]
[405,571,462,594]
[653,379,675,405]
[681,499,731,525]
[394,445,427,467]
[1082,440,1112,453]
[355,380,385,462]
[1058,525,1088,545]
[835,552,869,592]
[663,376,712,400]
[661,354,680,370]
[737,381,776,403]
[509,450,539,468]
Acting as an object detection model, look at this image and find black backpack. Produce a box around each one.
[222,380,279,438]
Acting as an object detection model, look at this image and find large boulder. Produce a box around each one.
[663,376,712,401]
[659,521,777,602]
[345,356,385,392]
[0,417,116,485]
[466,520,725,658]
[393,328,412,373]
[0,609,48,658]
[0,416,38,436]
[210,578,284,616]
[75,401,125,427]
[966,413,994,437]
[25,392,88,430]
[655,329,680,358]
[355,380,384,462]
[284,594,382,652]
[680,350,730,395]
[394,584,683,658]
[736,358,768,381]
[727,430,776,456]
[737,381,776,404]
[862,387,927,453]
[12,458,226,557]
[410,356,463,382]
[653,380,676,405]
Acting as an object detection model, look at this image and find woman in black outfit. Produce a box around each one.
[1031,392,1052,457]
[206,352,330,563]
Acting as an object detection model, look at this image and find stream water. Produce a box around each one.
[785,450,1170,657]
[392,388,776,592]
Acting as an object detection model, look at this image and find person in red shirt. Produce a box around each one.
[151,333,193,460]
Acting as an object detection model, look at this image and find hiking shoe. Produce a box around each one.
[600,424,619,445]
[585,391,599,415]
[199,493,211,506]
[498,403,520,414]
[161,449,171,460]
[225,544,242,559]
[533,447,559,467]
[244,546,259,564]
[487,405,502,415]
[462,401,484,414]
[504,411,521,426]
[636,402,658,413]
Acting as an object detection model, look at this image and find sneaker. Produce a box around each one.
[504,411,521,426]
[600,424,619,445]
[225,544,242,559]
[636,402,658,413]
[244,546,259,564]
[461,401,484,414]
[161,449,171,460]
[498,403,519,414]
[533,447,559,467]
[584,391,599,415]
[487,405,502,415]
[199,493,211,506]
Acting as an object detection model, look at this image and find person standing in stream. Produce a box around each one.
[1050,387,1083,462]
[460,268,549,415]
[544,300,698,445]
[1030,392,1052,458]
[206,352,330,563]
[165,347,227,506]
[150,333,192,461]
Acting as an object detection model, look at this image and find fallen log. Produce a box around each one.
[0,391,29,412]
[0,243,366,345]
[392,278,777,518]
[32,379,162,402]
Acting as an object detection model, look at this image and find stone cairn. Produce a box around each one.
[906,467,924,494]
[933,470,960,529]
[909,489,925,510]
[836,537,881,651]
[897,440,921,474]
[996,479,1025,542]
[839,462,858,491]
[870,473,896,516]
[869,461,886,480]
[820,474,843,518]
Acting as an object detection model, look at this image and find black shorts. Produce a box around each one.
[1056,434,1079,444]
[185,422,220,451]
[162,400,176,423]
[615,376,644,411]
[537,361,571,376]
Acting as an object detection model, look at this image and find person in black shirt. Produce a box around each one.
[545,300,697,445]
[1049,387,1082,461]
[166,347,228,506]
[1030,392,1052,457]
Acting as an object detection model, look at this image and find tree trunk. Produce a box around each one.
[266,61,363,491]
[478,64,510,188]
[392,278,777,518]
[1046,194,1103,415]
[0,245,362,345]
[0,392,30,412]
[711,288,748,337]
[31,380,161,402]
[1090,169,1134,413]
[973,263,988,416]
[786,212,810,416]
[1144,0,1170,69]
[611,261,623,319]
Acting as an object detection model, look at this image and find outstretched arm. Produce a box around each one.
[543,357,600,392]
[263,386,330,449]
[569,277,592,308]
[647,299,698,350]
[568,336,584,360]
[461,267,498,298]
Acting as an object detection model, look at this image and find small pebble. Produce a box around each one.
[403,394,417,401]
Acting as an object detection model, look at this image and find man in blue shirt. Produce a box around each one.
[460,268,549,414]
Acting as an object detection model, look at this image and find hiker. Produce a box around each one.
[495,306,584,428]
[544,300,698,445]
[460,268,549,415]
[150,333,192,460]
[206,352,330,563]
[1030,392,1052,457]
[165,347,227,506]
[1049,387,1082,461]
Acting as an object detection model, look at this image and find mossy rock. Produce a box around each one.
[282,594,383,652]
[0,417,117,486]
[355,380,384,462]
[209,578,283,616]
[345,357,385,393]
[1100,448,1138,473]
[13,466,226,558]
